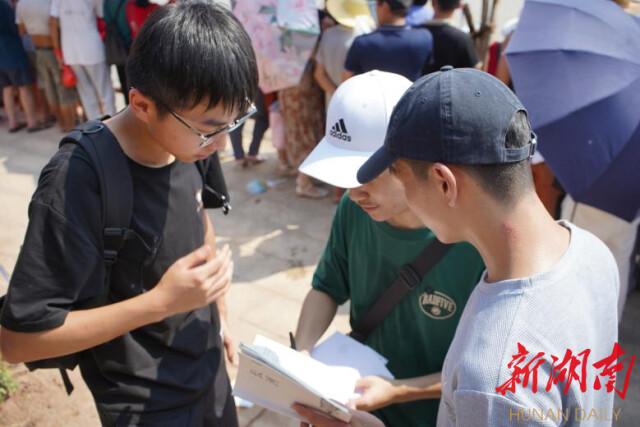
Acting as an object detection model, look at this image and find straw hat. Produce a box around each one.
[326,0,374,28]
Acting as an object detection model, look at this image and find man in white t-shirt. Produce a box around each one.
[50,0,116,119]
[295,68,621,426]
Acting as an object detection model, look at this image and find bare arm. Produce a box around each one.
[314,63,337,97]
[1,243,233,364]
[294,289,338,353]
[50,17,61,56]
[1,290,167,364]
[203,212,227,318]
[392,372,442,402]
[342,70,355,83]
[353,372,442,411]
[17,23,26,37]
[203,211,237,365]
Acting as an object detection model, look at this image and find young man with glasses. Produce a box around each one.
[0,3,258,425]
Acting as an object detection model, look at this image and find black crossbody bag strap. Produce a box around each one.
[349,239,452,343]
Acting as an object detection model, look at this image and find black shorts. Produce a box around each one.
[0,67,34,89]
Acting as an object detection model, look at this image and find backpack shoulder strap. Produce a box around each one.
[61,120,134,265]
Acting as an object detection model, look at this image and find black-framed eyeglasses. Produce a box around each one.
[170,104,257,148]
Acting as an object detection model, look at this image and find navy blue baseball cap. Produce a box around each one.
[357,66,537,184]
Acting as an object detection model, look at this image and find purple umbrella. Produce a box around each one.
[506,0,640,221]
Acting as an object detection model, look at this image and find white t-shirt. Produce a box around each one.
[437,221,620,426]
[16,0,51,36]
[316,25,357,87]
[51,0,105,65]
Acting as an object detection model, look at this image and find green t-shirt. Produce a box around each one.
[312,195,485,427]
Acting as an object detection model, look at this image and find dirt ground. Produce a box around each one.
[0,365,99,427]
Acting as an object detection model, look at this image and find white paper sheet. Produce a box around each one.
[311,332,395,379]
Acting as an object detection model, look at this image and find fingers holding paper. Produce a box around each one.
[351,376,399,412]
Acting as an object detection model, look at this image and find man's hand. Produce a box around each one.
[151,244,233,317]
[221,317,238,366]
[351,376,399,411]
[292,403,384,427]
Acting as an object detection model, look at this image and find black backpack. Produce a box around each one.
[0,120,230,393]
[104,0,129,66]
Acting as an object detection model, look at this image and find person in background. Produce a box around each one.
[51,0,116,120]
[20,31,56,128]
[16,0,77,132]
[0,0,43,133]
[315,0,371,102]
[125,0,159,40]
[420,0,479,75]
[104,0,133,104]
[280,59,328,199]
[228,90,268,167]
[343,0,433,82]
[405,0,432,26]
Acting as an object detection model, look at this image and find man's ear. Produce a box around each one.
[432,163,458,207]
[128,88,156,124]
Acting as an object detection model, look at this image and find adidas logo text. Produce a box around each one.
[330,118,351,142]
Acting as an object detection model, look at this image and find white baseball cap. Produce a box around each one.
[299,70,411,188]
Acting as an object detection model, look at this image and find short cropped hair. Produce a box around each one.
[435,0,461,12]
[381,0,410,17]
[127,1,258,117]
[406,111,535,204]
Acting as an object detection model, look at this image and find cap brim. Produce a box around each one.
[356,145,398,184]
[299,137,375,188]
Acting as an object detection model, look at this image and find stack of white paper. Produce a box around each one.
[233,335,357,422]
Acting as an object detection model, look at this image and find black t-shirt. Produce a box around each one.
[421,21,479,75]
[1,130,231,423]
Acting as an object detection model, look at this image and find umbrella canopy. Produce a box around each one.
[506,0,640,221]
[234,0,320,94]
